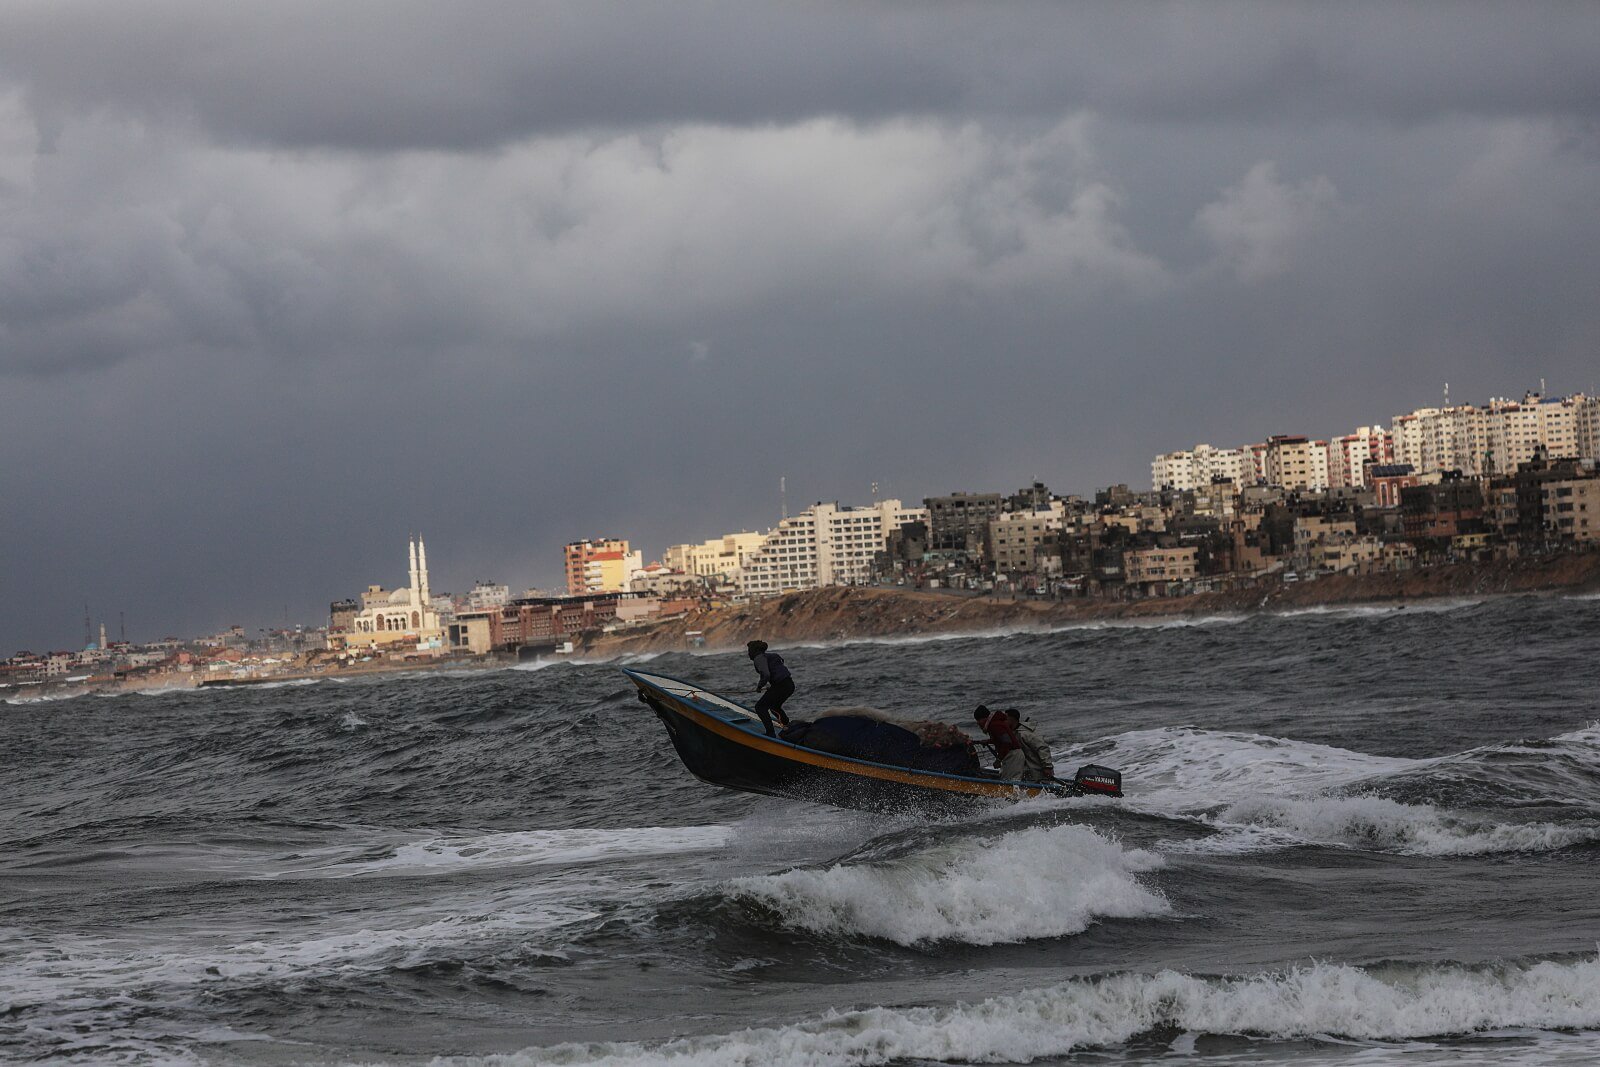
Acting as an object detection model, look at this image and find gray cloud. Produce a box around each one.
[4,3,1600,152]
[3,4,1600,649]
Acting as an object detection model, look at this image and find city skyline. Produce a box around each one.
[5,5,1600,651]
[10,376,1595,653]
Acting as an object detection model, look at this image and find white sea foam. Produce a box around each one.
[446,956,1600,1067]
[1050,612,1254,632]
[1213,794,1600,856]
[3,690,83,704]
[507,658,568,672]
[1102,726,1419,812]
[784,625,1048,653]
[264,825,734,879]
[1088,727,1600,857]
[0,824,731,1058]
[783,614,1257,652]
[1551,722,1600,746]
[725,824,1167,946]
[1272,598,1484,619]
[0,889,599,1020]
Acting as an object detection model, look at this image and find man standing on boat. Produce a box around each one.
[747,640,794,736]
[973,704,1027,780]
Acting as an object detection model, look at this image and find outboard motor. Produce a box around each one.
[1072,764,1123,797]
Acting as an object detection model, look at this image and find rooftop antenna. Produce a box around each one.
[780,476,787,520]
[871,480,880,503]
[1444,381,1450,409]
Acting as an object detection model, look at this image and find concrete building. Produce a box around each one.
[923,492,1003,552]
[447,612,494,654]
[1391,410,1435,471]
[1311,535,1387,574]
[332,537,447,653]
[1390,392,1594,478]
[1264,436,1329,491]
[989,503,1065,574]
[564,539,642,596]
[1400,478,1485,542]
[1579,396,1600,460]
[476,593,645,651]
[1543,477,1600,544]
[663,531,768,584]
[740,499,928,597]
[466,581,509,611]
[1329,426,1395,488]
[1124,546,1198,591]
[630,563,705,596]
[1151,444,1253,492]
[1367,464,1420,509]
[328,599,358,634]
[1192,477,1239,519]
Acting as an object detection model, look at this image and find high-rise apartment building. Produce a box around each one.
[740,500,928,597]
[1263,436,1329,491]
[923,492,1003,551]
[1328,426,1395,488]
[1151,445,1253,492]
[1390,392,1594,478]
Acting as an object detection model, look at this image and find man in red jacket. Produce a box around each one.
[973,704,1027,780]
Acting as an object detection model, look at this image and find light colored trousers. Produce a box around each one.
[997,749,1028,781]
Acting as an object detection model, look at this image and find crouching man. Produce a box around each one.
[973,704,1027,780]
[1007,708,1055,782]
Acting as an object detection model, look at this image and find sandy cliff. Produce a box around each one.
[582,552,1600,657]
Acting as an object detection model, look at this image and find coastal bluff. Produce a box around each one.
[584,552,1600,656]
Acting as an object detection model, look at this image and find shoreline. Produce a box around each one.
[9,554,1597,703]
[579,551,1600,657]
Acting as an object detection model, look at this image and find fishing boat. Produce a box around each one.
[624,668,1123,813]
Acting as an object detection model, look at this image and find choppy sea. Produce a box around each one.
[5,593,1600,1065]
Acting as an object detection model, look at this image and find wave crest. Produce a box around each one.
[1214,794,1600,856]
[724,824,1167,946]
[460,956,1600,1066]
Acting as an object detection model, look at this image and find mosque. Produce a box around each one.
[330,536,446,653]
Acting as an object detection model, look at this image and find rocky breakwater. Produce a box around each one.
[584,551,1600,657]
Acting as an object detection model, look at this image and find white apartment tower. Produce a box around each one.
[1151,444,1254,491]
[1390,392,1595,477]
[739,500,928,597]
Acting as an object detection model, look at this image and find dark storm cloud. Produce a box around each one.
[3,3,1600,651]
[3,2,1600,151]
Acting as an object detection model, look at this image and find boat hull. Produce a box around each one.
[625,668,1082,813]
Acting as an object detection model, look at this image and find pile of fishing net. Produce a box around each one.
[778,707,980,775]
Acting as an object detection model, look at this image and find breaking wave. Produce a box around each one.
[1213,794,1600,856]
[1093,725,1600,856]
[1102,726,1419,811]
[724,824,1166,946]
[452,956,1600,1066]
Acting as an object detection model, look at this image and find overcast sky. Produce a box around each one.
[4,2,1600,649]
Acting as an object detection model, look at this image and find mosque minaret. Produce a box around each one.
[334,536,446,652]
